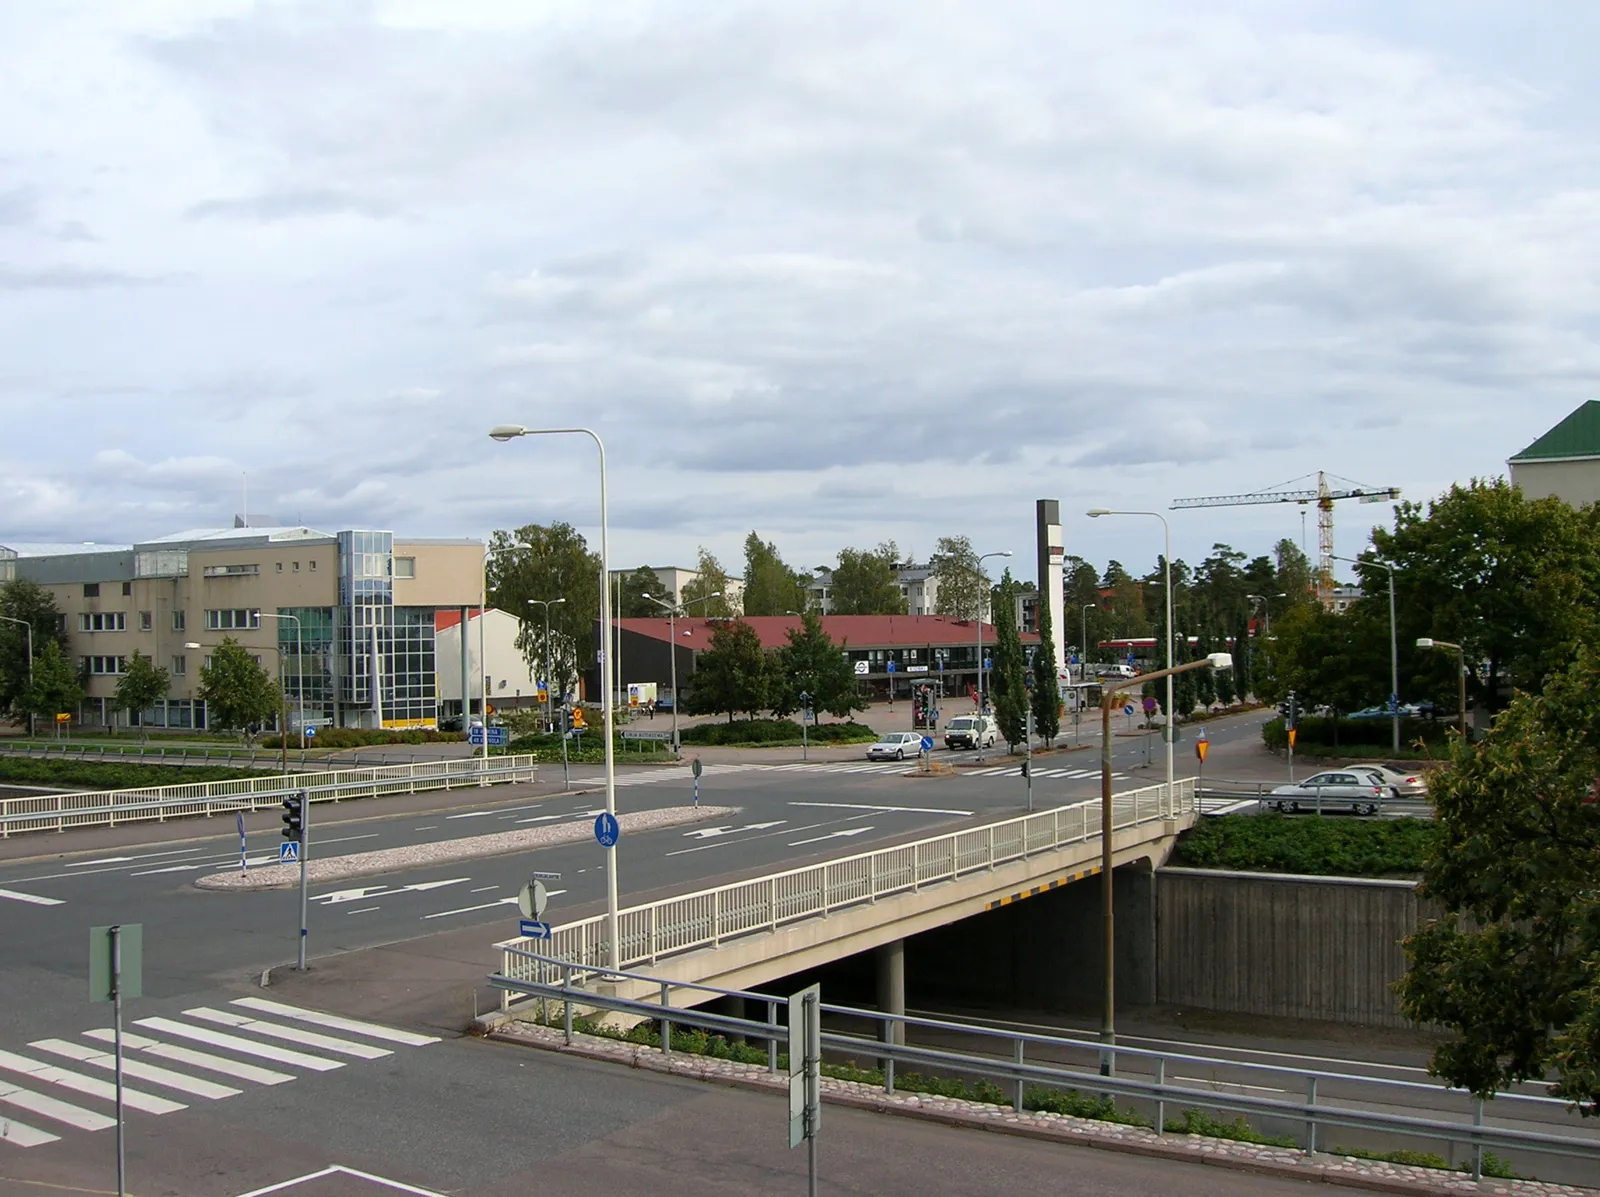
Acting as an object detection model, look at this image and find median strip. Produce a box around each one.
[193,805,740,891]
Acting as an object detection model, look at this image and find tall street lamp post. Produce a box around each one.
[1099,651,1232,1073]
[525,597,567,733]
[1080,603,1097,681]
[478,542,533,777]
[1332,556,1399,754]
[255,613,302,777]
[1088,509,1173,807]
[973,550,1012,711]
[1417,638,1468,738]
[643,591,720,759]
[491,424,620,973]
[0,615,34,738]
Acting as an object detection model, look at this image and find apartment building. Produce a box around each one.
[805,561,943,615]
[2,526,482,731]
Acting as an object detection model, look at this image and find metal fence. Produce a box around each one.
[500,778,1194,988]
[0,755,539,836]
[491,954,1600,1182]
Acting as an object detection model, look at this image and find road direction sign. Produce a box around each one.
[467,725,510,747]
[278,841,300,864]
[594,811,620,848]
[519,920,552,940]
[90,924,142,1003]
[920,735,934,752]
[518,879,549,919]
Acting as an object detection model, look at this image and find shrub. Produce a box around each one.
[1173,813,1437,877]
[1262,715,1448,755]
[0,758,261,790]
[1164,1109,1295,1146]
[677,719,876,747]
[262,728,467,749]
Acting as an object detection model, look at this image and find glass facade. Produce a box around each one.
[334,531,438,727]
[277,607,336,725]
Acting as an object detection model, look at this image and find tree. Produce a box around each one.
[1394,645,1600,1114]
[989,570,1027,749]
[616,566,664,618]
[1274,538,1315,608]
[830,545,906,615]
[1030,603,1061,745]
[1192,632,1216,710]
[681,548,738,618]
[930,536,985,621]
[197,637,280,739]
[114,652,170,728]
[1063,557,1106,665]
[742,532,806,617]
[683,620,770,721]
[19,641,82,726]
[1214,655,1238,706]
[487,522,602,702]
[776,611,866,722]
[0,578,69,717]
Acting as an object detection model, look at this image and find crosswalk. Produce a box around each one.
[963,765,1126,781]
[0,998,436,1149]
[575,760,1125,787]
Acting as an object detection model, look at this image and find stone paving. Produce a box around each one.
[489,1019,1597,1197]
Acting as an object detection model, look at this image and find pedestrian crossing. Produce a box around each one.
[963,765,1126,781]
[0,998,437,1149]
[574,760,1124,787]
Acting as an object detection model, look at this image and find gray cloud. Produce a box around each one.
[185,189,398,222]
[0,264,157,289]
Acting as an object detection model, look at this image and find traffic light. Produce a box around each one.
[1286,691,1299,729]
[281,792,305,842]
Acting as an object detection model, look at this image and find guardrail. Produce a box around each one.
[500,778,1194,987]
[490,956,1599,1182]
[0,755,539,836]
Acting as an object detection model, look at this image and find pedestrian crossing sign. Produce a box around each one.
[278,841,300,863]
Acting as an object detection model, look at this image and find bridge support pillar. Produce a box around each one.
[876,938,906,1047]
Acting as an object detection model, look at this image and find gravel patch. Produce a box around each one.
[195,804,740,891]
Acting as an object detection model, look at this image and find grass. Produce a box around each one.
[1173,813,1437,877]
[0,756,263,789]
[1333,1145,1521,1179]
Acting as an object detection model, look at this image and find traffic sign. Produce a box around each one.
[886,660,896,673]
[983,657,991,670]
[788,983,822,1149]
[89,924,142,1003]
[304,725,317,739]
[1196,732,1210,764]
[1122,703,1134,716]
[278,841,300,864]
[594,811,620,848]
[691,758,703,778]
[467,725,510,747]
[919,735,934,752]
[518,879,549,920]
[937,659,944,671]
[1142,696,1157,714]
[519,920,552,940]
[853,660,869,675]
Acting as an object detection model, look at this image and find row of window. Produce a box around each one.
[79,612,126,632]
[81,654,257,677]
[206,608,261,630]
[75,609,274,633]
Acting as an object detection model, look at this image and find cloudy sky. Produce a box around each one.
[2,1,1596,581]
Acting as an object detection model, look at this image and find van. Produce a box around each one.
[944,715,998,750]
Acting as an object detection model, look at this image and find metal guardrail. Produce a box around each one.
[500,778,1195,984]
[492,954,1600,1181]
[0,755,540,836]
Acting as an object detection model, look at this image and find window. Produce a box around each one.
[122,581,132,596]
[139,611,152,632]
[205,608,260,630]
[172,610,186,632]
[82,655,125,675]
[83,583,99,598]
[275,562,283,573]
[202,563,260,578]
[78,612,126,632]
[310,559,317,570]
[252,655,262,666]
[393,556,416,579]
[203,655,213,670]
[293,561,301,573]
[170,655,186,677]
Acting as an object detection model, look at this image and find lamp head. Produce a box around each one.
[709,591,722,598]
[552,597,566,606]
[1087,507,1112,518]
[488,424,527,442]
[1416,637,1435,649]
[1206,652,1234,670]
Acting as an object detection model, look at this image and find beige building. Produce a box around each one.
[2,526,482,731]
[1509,401,1600,507]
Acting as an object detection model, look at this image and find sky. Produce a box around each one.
[2,1,1597,583]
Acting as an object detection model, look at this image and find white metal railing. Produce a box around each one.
[501,777,1195,989]
[0,755,540,836]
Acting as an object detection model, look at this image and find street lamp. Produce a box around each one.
[642,591,720,759]
[256,613,302,777]
[1332,556,1399,754]
[974,550,1012,711]
[525,598,568,733]
[1416,638,1468,738]
[477,542,533,777]
[1080,603,1097,680]
[0,615,34,738]
[490,423,620,973]
[1088,509,1173,808]
[1098,651,1232,1072]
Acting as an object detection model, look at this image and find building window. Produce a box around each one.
[293,561,301,572]
[205,608,260,630]
[83,655,126,675]
[310,560,317,571]
[83,583,99,598]
[171,655,186,677]
[139,611,153,632]
[393,556,416,579]
[275,562,283,573]
[203,655,213,670]
[78,612,126,632]
[121,582,132,596]
[202,563,260,578]
[172,610,186,632]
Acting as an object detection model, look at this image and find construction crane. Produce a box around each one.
[1171,472,1401,603]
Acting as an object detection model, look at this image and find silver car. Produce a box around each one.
[867,731,926,761]
[1362,764,1428,798]
[1269,770,1389,815]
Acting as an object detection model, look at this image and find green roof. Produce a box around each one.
[1511,401,1600,462]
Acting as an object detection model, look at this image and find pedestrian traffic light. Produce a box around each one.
[281,792,304,842]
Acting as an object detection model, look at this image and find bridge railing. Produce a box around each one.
[500,777,1195,988]
[0,755,540,836]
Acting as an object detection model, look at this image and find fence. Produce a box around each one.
[0,755,539,837]
[491,954,1600,1183]
[500,778,1194,991]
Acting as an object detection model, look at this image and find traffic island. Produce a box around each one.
[193,804,741,891]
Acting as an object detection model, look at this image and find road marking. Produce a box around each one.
[29,1039,241,1099]
[233,1163,458,1197]
[347,906,381,914]
[788,826,875,846]
[65,856,134,866]
[231,998,441,1046]
[421,889,563,920]
[315,885,390,905]
[444,810,499,820]
[789,802,972,816]
[413,824,439,830]
[183,1009,392,1060]
[0,1111,61,1145]
[84,1029,293,1085]
[514,814,563,823]
[400,878,470,893]
[469,885,498,893]
[133,1018,344,1072]
[312,833,381,848]
[0,1078,114,1132]
[0,888,62,907]
[0,1050,186,1114]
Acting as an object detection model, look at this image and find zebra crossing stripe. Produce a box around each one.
[133,1018,344,1072]
[84,1027,295,1085]
[0,1077,114,1132]
[0,1050,186,1115]
[182,1008,391,1059]
[27,1040,240,1099]
[230,998,440,1046]
[0,1110,61,1146]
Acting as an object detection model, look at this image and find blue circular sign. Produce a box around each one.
[594,811,620,848]
[920,735,934,752]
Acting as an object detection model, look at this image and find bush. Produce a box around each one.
[501,732,672,764]
[0,757,262,790]
[677,719,876,747]
[1164,1109,1296,1147]
[1173,813,1437,877]
[1332,1146,1521,1179]
[1262,715,1448,756]
[262,728,467,749]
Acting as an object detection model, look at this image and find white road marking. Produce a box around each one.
[233,1163,458,1197]
[0,1050,186,1114]
[230,998,441,1046]
[84,1029,292,1085]
[444,810,499,820]
[789,801,972,816]
[347,906,381,914]
[315,885,390,905]
[0,1111,61,1145]
[29,1039,241,1099]
[0,888,62,907]
[413,825,439,830]
[0,1078,114,1132]
[132,1018,344,1072]
[400,878,470,893]
[422,890,565,919]
[469,885,498,893]
[514,814,563,824]
[788,826,875,846]
[182,1008,392,1060]
[65,856,133,866]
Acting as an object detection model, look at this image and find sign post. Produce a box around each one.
[798,690,811,762]
[691,757,702,807]
[1196,728,1209,800]
[236,811,247,875]
[91,923,142,1197]
[516,871,561,941]
[788,983,822,1196]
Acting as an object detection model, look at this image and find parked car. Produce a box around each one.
[943,715,998,750]
[1095,664,1137,680]
[867,731,927,761]
[1362,763,1428,798]
[1269,770,1389,815]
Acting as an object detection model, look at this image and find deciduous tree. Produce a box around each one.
[487,522,602,702]
[742,532,806,617]
[198,638,280,740]
[684,620,770,721]
[930,536,985,621]
[616,566,664,618]
[830,545,905,615]
[114,652,170,728]
[681,548,739,618]
[20,641,81,726]
[0,579,69,717]
[776,611,866,722]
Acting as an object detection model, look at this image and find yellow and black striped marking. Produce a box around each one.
[985,865,1102,911]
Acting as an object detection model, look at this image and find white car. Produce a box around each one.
[1269,770,1389,815]
[1363,764,1428,798]
[867,732,927,761]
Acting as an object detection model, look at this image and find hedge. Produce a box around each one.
[0,757,262,790]
[1261,715,1449,756]
[676,719,876,747]
[262,728,467,749]
[1172,813,1437,877]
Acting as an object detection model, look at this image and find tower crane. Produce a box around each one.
[1171,472,1401,603]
